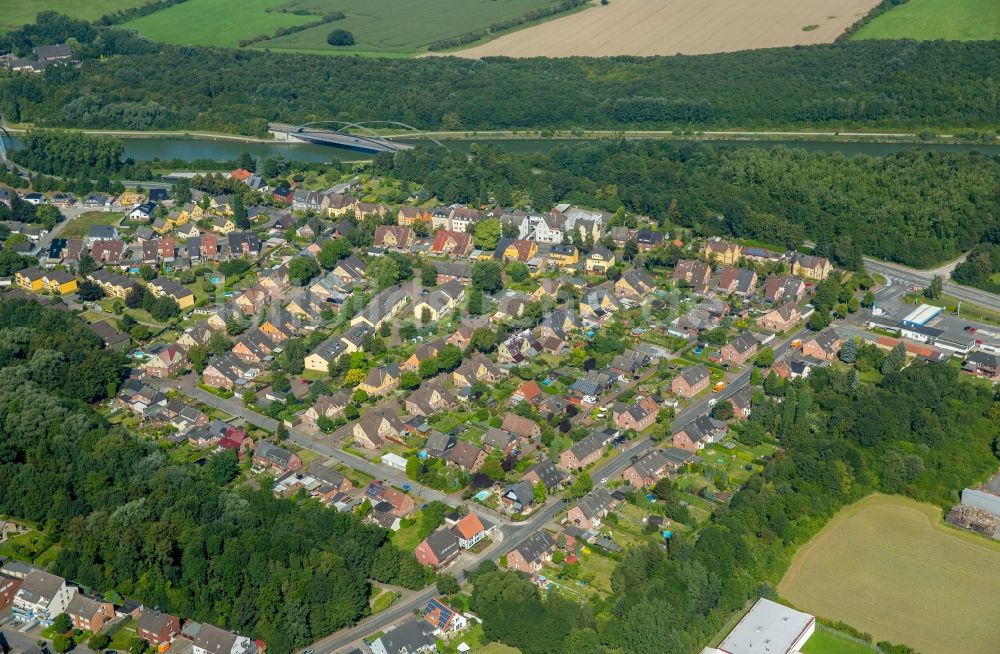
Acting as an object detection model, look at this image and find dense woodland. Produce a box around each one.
[469,363,1000,654]
[0,300,425,654]
[2,14,1000,134]
[952,241,1000,293]
[378,141,1000,267]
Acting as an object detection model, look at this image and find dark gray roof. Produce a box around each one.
[630,450,671,480]
[523,459,566,490]
[678,364,710,387]
[375,620,436,654]
[575,488,613,520]
[512,531,555,564]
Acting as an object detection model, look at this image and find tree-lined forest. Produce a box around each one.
[2,14,1000,135]
[0,299,425,654]
[379,141,1000,267]
[468,362,1000,654]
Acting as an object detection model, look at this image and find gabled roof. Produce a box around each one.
[574,487,613,520]
[523,459,567,490]
[677,364,710,387]
[452,513,488,539]
[511,531,554,564]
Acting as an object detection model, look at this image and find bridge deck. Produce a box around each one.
[269,123,413,154]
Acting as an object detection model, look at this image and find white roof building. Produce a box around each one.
[706,598,815,654]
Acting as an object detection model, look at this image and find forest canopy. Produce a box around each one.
[0,299,425,654]
[2,16,1000,135]
[379,141,1000,268]
[469,362,1000,654]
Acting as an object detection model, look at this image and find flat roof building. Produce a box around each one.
[901,303,942,328]
[706,598,814,654]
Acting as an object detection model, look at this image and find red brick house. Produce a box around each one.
[414,530,460,569]
[800,328,843,361]
[431,230,474,257]
[559,431,606,470]
[613,396,658,431]
[506,531,555,574]
[0,574,22,610]
[136,608,181,646]
[622,449,672,488]
[757,302,801,332]
[66,594,115,632]
[720,332,759,366]
[501,412,541,440]
[671,365,710,398]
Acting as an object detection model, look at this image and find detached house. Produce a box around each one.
[585,247,616,274]
[673,259,712,293]
[758,301,802,332]
[453,354,506,387]
[445,441,487,473]
[560,431,607,470]
[615,268,656,300]
[423,598,469,637]
[12,570,76,625]
[353,409,405,449]
[567,488,615,530]
[414,530,461,569]
[672,414,727,451]
[137,609,181,646]
[671,365,710,398]
[522,459,567,491]
[374,225,413,250]
[190,622,252,654]
[721,332,759,366]
[622,449,673,488]
[791,253,833,280]
[612,396,659,431]
[452,513,496,550]
[500,239,538,263]
[506,531,555,574]
[142,344,187,378]
[358,364,401,397]
[763,274,806,304]
[431,230,474,257]
[253,441,302,474]
[405,379,456,417]
[703,237,742,265]
[66,593,115,632]
[501,412,541,440]
[716,267,758,296]
[801,328,843,361]
[301,391,351,428]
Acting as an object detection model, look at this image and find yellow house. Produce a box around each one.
[44,271,78,295]
[147,278,195,309]
[703,237,742,266]
[211,216,236,235]
[15,268,46,292]
[502,239,537,263]
[547,245,579,269]
[116,191,145,206]
[585,247,616,274]
[210,197,234,216]
[791,254,833,280]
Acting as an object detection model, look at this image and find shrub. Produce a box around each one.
[327,29,355,46]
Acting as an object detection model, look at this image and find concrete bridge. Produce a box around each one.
[268,122,417,154]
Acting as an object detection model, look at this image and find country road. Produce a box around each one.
[862,257,1000,314]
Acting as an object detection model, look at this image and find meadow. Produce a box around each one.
[123,0,316,49]
[119,0,566,54]
[1,0,143,33]
[258,0,567,54]
[779,494,1000,654]
[853,0,1000,41]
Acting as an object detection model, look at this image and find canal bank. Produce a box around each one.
[3,130,1000,165]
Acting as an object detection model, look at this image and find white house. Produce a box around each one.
[12,570,76,625]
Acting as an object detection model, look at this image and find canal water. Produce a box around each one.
[4,134,1000,165]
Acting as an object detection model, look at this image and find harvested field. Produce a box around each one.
[450,0,881,57]
[779,494,1000,654]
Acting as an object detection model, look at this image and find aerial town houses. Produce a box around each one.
[5,166,1000,654]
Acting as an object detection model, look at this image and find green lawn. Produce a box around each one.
[123,0,315,48]
[391,521,425,553]
[253,0,567,54]
[61,211,124,239]
[801,627,877,654]
[0,529,46,560]
[853,0,1000,41]
[0,0,144,32]
[370,589,397,613]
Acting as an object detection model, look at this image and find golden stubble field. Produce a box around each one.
[778,494,1000,654]
[449,0,881,57]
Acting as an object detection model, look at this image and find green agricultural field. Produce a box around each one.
[800,627,877,654]
[254,0,567,55]
[853,0,1000,41]
[123,0,316,48]
[779,494,1000,654]
[1,0,144,33]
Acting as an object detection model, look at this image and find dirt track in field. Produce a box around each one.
[447,0,881,57]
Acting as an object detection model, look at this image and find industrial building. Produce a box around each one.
[900,303,942,328]
[703,598,815,654]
